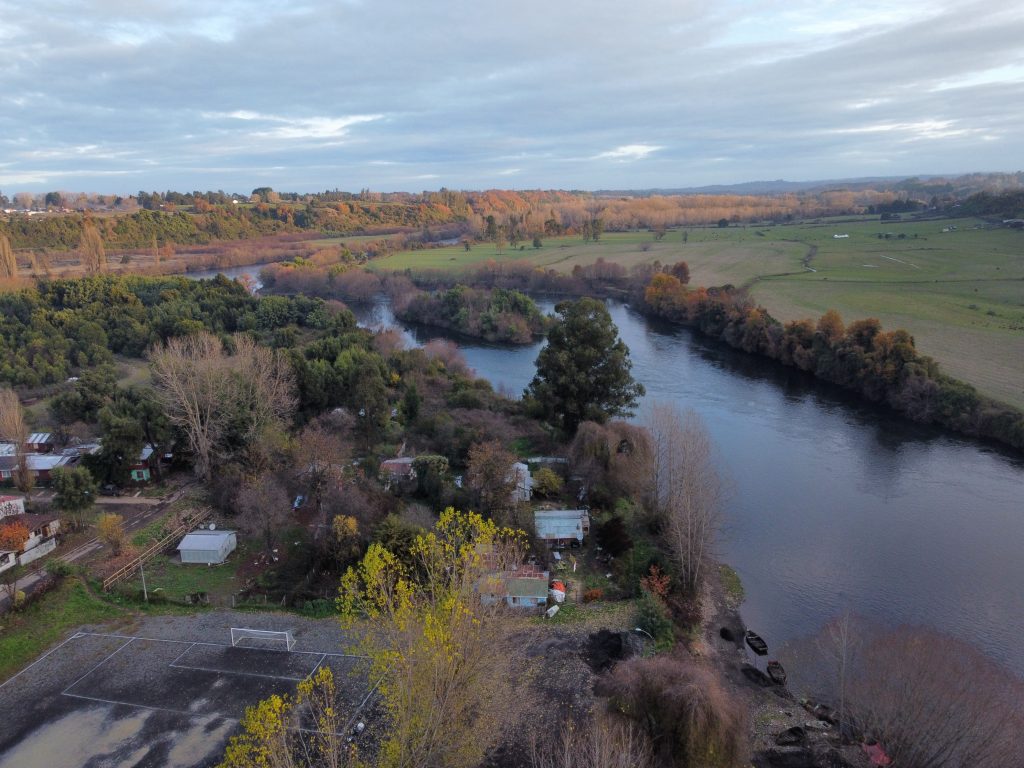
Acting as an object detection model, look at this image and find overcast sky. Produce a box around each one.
[1,0,1022,194]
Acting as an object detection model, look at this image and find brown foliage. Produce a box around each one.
[236,472,290,553]
[531,713,653,768]
[466,439,517,521]
[0,521,30,553]
[568,420,653,505]
[597,653,749,768]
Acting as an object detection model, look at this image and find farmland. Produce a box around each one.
[372,218,1024,410]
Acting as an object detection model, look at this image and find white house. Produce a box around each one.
[178,529,237,565]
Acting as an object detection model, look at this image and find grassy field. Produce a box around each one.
[118,547,250,604]
[373,218,1024,409]
[0,578,126,682]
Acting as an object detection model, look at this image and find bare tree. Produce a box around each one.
[0,387,32,492]
[466,439,517,521]
[646,404,724,594]
[293,422,348,525]
[79,218,106,274]
[237,472,290,553]
[150,332,296,481]
[0,234,16,279]
[532,713,652,768]
[786,620,1024,768]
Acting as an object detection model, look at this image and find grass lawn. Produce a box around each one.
[0,578,126,683]
[373,218,1024,408]
[118,547,250,604]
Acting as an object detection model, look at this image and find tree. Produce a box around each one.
[150,332,296,480]
[79,218,106,274]
[293,423,348,525]
[0,521,29,609]
[784,621,1024,768]
[51,466,98,531]
[533,235,543,249]
[339,509,528,768]
[96,513,127,556]
[532,467,563,498]
[465,440,517,521]
[526,298,644,434]
[647,405,724,595]
[0,233,16,279]
[219,666,359,768]
[0,387,32,492]
[237,472,290,554]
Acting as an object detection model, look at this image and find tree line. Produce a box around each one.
[641,271,1024,451]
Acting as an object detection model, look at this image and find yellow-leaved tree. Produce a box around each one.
[339,507,528,768]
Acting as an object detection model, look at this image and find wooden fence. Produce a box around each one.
[102,507,213,591]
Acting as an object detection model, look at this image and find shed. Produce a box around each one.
[177,529,237,565]
[534,509,590,547]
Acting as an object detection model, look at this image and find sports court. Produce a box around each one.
[0,618,378,768]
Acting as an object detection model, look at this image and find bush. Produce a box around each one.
[635,589,674,649]
[596,515,633,557]
[532,467,564,498]
[583,588,604,603]
[596,653,748,768]
[45,559,74,579]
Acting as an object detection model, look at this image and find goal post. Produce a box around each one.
[230,627,296,651]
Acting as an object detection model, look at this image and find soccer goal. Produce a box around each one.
[230,627,296,651]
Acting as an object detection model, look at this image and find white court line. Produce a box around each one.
[0,631,85,692]
[168,663,308,682]
[62,691,239,720]
[74,631,366,659]
[62,637,135,696]
[307,653,328,679]
[168,641,197,668]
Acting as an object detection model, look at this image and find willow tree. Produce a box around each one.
[339,508,528,768]
[0,234,16,279]
[79,218,106,274]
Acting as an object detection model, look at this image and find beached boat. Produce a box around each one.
[745,630,768,656]
[767,660,787,685]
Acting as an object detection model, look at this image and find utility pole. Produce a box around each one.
[140,560,148,603]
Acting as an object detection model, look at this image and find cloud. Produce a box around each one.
[593,144,664,161]
[0,0,1021,191]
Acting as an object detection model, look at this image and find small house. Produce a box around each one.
[534,509,590,548]
[177,529,237,565]
[26,453,77,482]
[1,512,60,566]
[25,433,54,453]
[128,445,155,483]
[379,457,416,489]
[0,495,26,518]
[0,550,16,575]
[479,565,550,610]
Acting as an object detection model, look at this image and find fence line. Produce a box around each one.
[102,508,213,591]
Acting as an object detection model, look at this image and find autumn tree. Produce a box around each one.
[0,521,30,608]
[51,466,98,531]
[465,440,517,522]
[96,513,127,556]
[0,387,32,492]
[79,218,106,274]
[526,297,644,434]
[150,332,296,480]
[0,233,16,279]
[647,404,724,595]
[219,666,359,768]
[569,420,653,507]
[236,472,290,554]
[339,508,528,768]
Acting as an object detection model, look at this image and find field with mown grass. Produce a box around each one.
[373,217,1024,409]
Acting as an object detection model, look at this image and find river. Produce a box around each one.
[187,266,1024,674]
[353,296,1024,674]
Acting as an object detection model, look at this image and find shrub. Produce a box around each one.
[596,654,748,768]
[45,559,74,579]
[596,515,633,557]
[635,589,674,649]
[583,588,605,603]
[532,467,564,498]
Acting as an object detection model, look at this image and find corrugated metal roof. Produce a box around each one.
[534,510,588,540]
[178,530,236,550]
[505,577,549,599]
[27,433,52,444]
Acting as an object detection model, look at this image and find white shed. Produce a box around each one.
[178,529,237,565]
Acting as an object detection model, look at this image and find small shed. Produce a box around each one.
[178,529,237,565]
[510,462,532,502]
[534,509,590,547]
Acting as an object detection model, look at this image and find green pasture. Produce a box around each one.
[373,218,1024,408]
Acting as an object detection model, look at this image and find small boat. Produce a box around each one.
[745,630,768,656]
[767,660,787,685]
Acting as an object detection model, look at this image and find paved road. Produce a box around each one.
[2,480,198,608]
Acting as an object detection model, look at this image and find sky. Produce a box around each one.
[1,0,1022,194]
